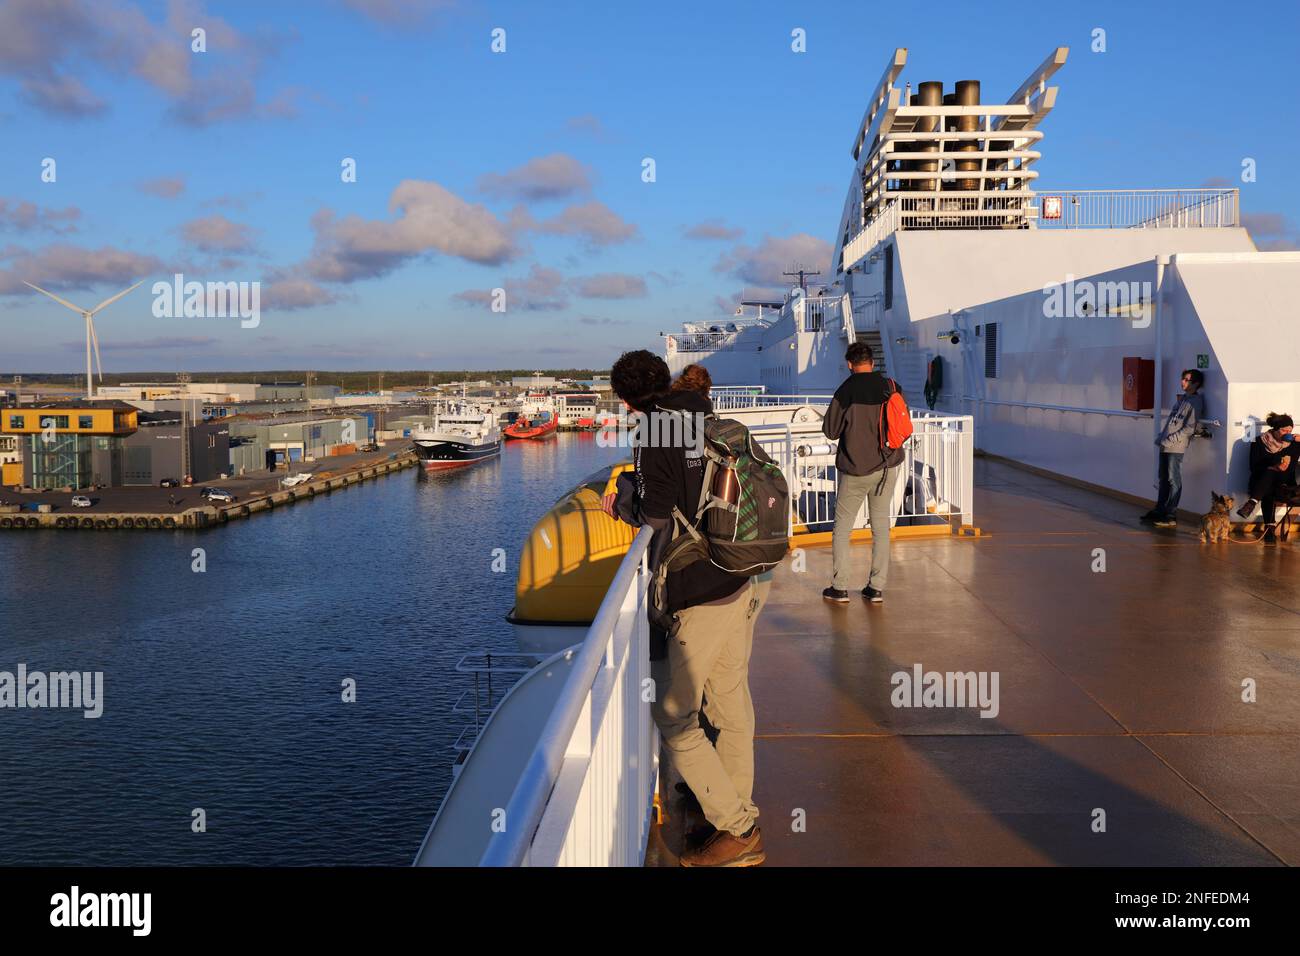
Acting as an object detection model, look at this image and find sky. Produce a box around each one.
[1,0,1297,374]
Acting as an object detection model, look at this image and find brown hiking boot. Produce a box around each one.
[679,826,765,867]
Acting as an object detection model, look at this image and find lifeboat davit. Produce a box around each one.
[503,412,558,440]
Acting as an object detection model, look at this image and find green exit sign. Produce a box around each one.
[1196,354,1210,369]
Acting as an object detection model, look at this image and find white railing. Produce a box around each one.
[710,392,834,411]
[1030,188,1238,229]
[841,188,1239,270]
[479,527,657,867]
[751,411,976,534]
[794,295,844,332]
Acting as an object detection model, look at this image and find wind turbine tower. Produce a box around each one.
[22,280,144,399]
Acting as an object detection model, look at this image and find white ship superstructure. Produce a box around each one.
[668,45,1300,511]
[412,402,501,470]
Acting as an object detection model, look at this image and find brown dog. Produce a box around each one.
[1199,491,1235,543]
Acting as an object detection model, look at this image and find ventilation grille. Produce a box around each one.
[984,323,998,379]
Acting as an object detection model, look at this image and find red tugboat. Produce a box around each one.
[503,410,558,440]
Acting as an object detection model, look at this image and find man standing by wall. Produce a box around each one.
[1142,368,1205,528]
[822,342,905,604]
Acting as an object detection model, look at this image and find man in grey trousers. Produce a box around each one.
[821,342,905,604]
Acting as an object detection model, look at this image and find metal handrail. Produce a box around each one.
[478,526,653,866]
[966,397,1154,419]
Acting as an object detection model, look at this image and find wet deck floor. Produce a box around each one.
[647,457,1300,866]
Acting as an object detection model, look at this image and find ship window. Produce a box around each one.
[884,244,894,310]
[984,323,998,379]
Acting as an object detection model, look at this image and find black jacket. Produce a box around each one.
[822,371,906,477]
[626,390,746,612]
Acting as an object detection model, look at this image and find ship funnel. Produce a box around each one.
[954,80,981,192]
[913,81,944,194]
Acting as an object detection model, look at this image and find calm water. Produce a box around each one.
[0,433,625,865]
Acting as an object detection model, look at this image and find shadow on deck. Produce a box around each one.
[647,457,1300,866]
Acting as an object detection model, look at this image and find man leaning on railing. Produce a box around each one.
[601,349,770,868]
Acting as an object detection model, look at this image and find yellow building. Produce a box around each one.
[1,402,138,489]
[0,435,21,487]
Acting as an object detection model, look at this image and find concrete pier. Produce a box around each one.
[0,453,418,531]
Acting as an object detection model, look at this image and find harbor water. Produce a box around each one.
[0,433,626,865]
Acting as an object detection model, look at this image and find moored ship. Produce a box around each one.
[412,404,501,470]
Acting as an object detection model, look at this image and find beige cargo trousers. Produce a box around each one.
[652,573,771,837]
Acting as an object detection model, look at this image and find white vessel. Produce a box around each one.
[411,403,501,470]
[667,45,1300,514]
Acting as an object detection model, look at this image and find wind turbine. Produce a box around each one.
[22,280,143,399]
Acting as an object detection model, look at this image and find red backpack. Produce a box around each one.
[879,379,914,452]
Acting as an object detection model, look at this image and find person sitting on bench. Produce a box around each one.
[1237,412,1299,542]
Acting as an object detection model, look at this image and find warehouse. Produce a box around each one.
[227,416,370,469]
[121,414,230,486]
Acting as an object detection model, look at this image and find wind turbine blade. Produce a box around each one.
[90,316,104,382]
[87,279,144,316]
[22,280,86,316]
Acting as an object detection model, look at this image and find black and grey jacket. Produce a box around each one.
[1156,386,1205,454]
[822,371,906,477]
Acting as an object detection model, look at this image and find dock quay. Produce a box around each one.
[0,449,418,531]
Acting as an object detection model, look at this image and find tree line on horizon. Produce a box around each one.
[1,369,608,392]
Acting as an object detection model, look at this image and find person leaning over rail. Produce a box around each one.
[601,350,767,867]
[822,341,905,605]
[1141,368,1206,529]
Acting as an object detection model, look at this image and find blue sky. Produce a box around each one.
[1,0,1297,373]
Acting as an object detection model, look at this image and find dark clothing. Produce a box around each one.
[1248,434,1299,524]
[822,371,906,477]
[631,390,746,613]
[1153,451,1183,520]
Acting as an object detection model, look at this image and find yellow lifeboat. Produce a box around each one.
[507,461,638,651]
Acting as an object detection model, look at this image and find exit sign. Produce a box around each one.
[1197,354,1210,369]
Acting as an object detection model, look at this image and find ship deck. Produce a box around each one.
[646,457,1300,866]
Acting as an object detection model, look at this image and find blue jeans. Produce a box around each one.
[1154,451,1183,519]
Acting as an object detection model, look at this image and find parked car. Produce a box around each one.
[360,443,379,452]
[159,478,180,488]
[70,495,93,508]
[201,487,236,503]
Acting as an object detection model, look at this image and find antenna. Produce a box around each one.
[783,267,822,293]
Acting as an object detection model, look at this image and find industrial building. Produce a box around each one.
[226,416,370,474]
[1,401,138,489]
[0,434,21,487]
[122,414,230,486]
